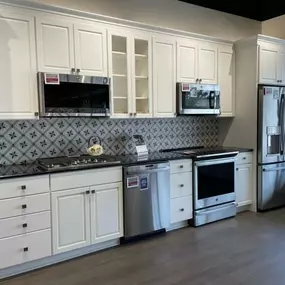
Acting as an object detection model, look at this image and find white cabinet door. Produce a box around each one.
[218,45,235,117]
[177,39,198,83]
[90,183,123,244]
[51,187,91,254]
[0,12,37,119]
[198,43,218,84]
[108,30,132,118]
[236,164,253,207]
[36,17,74,73]
[259,42,279,85]
[132,32,153,118]
[153,36,176,117]
[74,24,107,77]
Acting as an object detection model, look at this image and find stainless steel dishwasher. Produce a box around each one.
[123,162,170,240]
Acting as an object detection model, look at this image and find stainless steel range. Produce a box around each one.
[161,147,239,226]
[37,155,121,171]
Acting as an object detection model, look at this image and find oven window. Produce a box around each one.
[197,162,234,200]
[44,82,109,113]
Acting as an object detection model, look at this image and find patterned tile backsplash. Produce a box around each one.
[0,116,218,165]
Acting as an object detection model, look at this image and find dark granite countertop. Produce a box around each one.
[0,146,253,180]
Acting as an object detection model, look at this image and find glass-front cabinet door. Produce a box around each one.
[108,31,132,118]
[132,34,152,118]
[108,30,152,118]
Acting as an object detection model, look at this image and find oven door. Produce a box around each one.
[194,157,236,210]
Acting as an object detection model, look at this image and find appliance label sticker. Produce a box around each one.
[182,84,190,92]
[140,176,148,191]
[127,177,139,188]
[273,89,280,100]
[44,73,60,85]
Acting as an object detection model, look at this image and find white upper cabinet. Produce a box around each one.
[153,36,176,117]
[218,45,235,117]
[0,11,38,119]
[36,16,107,76]
[177,39,198,83]
[74,24,107,76]
[51,187,91,254]
[108,29,152,118]
[90,183,123,244]
[36,17,74,73]
[259,41,281,85]
[198,43,218,84]
[177,39,218,84]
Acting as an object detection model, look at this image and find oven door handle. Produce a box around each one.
[195,157,236,167]
[196,202,237,216]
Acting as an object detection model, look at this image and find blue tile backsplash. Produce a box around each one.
[0,116,218,166]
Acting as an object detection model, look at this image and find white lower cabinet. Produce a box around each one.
[169,160,193,225]
[51,182,123,254]
[236,163,253,207]
[0,229,51,269]
[91,183,123,244]
[51,187,91,254]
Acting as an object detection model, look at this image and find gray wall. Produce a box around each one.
[29,0,261,41]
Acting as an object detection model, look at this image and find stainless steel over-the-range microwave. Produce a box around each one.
[177,82,221,115]
[38,72,111,117]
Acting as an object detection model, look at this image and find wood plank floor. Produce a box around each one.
[3,209,285,285]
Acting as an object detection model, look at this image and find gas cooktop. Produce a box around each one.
[160,146,239,159]
[37,155,121,171]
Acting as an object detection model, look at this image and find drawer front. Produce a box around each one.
[170,160,192,174]
[50,167,122,191]
[171,172,193,198]
[171,196,193,224]
[0,193,50,219]
[0,211,51,239]
[0,229,51,269]
[0,176,49,200]
[236,152,253,165]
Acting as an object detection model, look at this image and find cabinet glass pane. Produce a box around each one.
[134,39,149,115]
[112,35,129,115]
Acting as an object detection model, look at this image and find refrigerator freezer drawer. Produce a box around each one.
[258,163,285,211]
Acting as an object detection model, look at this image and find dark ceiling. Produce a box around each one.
[179,0,285,21]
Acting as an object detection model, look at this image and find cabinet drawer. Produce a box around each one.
[0,193,50,219]
[170,160,192,174]
[236,152,253,165]
[171,196,193,224]
[0,211,51,239]
[0,176,49,200]
[50,167,122,191]
[0,229,51,269]
[171,172,192,198]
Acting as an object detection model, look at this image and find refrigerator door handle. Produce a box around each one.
[263,166,285,172]
[280,94,285,155]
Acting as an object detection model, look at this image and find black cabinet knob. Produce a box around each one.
[23,247,28,252]
[180,184,184,187]
[91,190,95,194]
[180,208,185,212]
[21,185,26,190]
[179,165,184,169]
[23,223,28,228]
[86,191,90,195]
[22,204,27,209]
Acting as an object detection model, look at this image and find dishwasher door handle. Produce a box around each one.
[127,168,170,175]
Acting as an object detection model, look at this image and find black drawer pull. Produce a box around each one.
[23,247,28,252]
[179,165,184,169]
[86,191,90,195]
[242,157,246,160]
[180,208,185,212]
[22,223,28,228]
[180,184,184,187]
[21,185,26,190]
[22,204,27,209]
[91,190,95,194]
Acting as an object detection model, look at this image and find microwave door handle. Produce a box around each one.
[280,94,285,155]
[209,91,215,109]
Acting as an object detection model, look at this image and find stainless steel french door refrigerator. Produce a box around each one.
[258,85,285,210]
